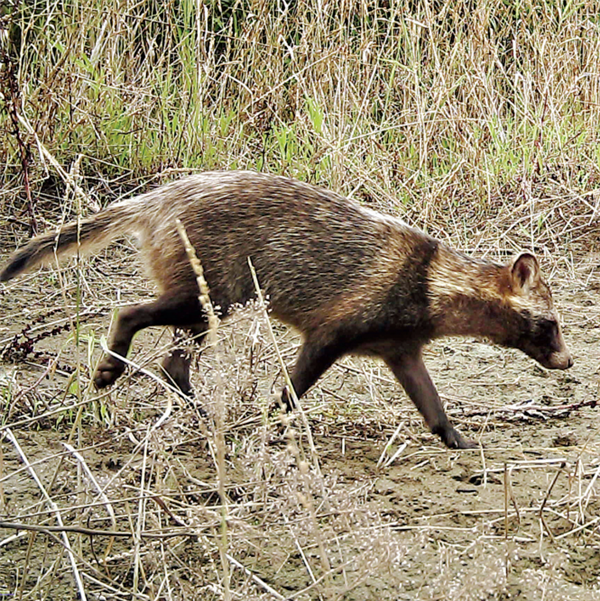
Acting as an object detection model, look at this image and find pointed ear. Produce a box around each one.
[510,253,540,292]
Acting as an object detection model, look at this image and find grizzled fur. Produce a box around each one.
[0,171,573,449]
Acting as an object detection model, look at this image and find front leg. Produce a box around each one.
[383,349,477,449]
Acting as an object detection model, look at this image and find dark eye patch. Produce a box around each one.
[537,318,558,332]
[532,318,560,349]
[536,316,551,325]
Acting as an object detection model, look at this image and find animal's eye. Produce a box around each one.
[537,318,558,334]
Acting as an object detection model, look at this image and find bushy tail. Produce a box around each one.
[0,202,140,282]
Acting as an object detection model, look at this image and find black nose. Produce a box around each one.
[567,356,574,368]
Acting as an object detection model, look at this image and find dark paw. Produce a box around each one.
[161,353,192,397]
[280,386,296,412]
[94,357,125,389]
[435,425,478,450]
[163,375,193,398]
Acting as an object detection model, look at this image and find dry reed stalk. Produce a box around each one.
[247,257,322,477]
[175,219,231,600]
[246,257,338,595]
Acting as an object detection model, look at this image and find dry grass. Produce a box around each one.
[1,1,600,600]
[2,0,600,249]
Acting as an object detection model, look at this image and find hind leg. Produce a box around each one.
[94,292,202,389]
[161,324,207,396]
[280,335,344,409]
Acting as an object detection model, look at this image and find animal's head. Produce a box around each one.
[500,253,572,370]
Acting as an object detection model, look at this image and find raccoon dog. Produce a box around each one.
[1,171,573,448]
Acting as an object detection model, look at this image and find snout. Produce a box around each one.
[541,351,574,370]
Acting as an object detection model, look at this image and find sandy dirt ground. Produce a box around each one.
[0,243,599,600]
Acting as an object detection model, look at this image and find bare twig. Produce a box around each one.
[539,462,566,541]
[227,554,286,600]
[4,429,87,601]
[0,39,36,233]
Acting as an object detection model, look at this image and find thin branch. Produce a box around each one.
[0,520,199,540]
[4,429,87,601]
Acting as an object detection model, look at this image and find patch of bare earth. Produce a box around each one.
[1,242,599,600]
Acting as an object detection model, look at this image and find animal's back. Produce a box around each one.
[138,171,433,329]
